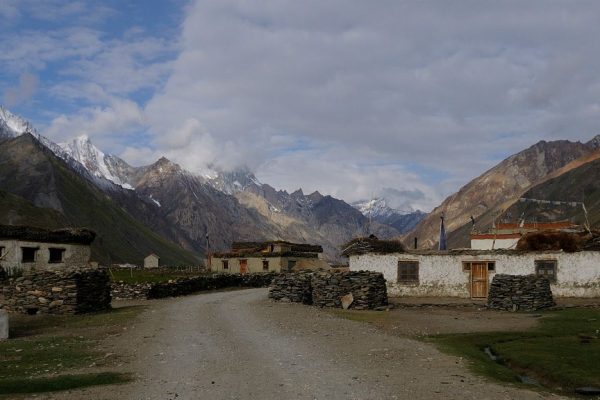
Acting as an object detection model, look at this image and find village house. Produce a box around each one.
[344,237,600,299]
[211,241,326,274]
[0,225,95,272]
[144,253,160,269]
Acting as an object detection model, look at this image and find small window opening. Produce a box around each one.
[398,261,419,284]
[222,260,229,270]
[48,248,65,264]
[487,262,495,272]
[262,260,269,271]
[535,260,557,283]
[21,247,37,263]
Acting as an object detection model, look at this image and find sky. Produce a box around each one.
[2,1,600,212]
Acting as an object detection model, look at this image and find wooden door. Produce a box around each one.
[470,262,488,298]
[239,259,248,275]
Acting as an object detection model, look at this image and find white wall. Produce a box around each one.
[470,238,519,250]
[0,239,91,271]
[350,251,600,298]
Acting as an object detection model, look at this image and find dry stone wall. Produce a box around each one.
[147,273,276,299]
[111,282,152,300]
[488,274,555,311]
[268,271,388,310]
[0,268,111,315]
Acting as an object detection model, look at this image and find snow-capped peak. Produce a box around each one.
[59,135,134,190]
[352,197,413,219]
[0,106,37,137]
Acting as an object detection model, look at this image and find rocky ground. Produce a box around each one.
[32,289,566,400]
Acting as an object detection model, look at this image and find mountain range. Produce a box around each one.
[0,106,402,263]
[405,135,600,249]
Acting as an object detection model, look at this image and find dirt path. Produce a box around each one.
[42,289,564,400]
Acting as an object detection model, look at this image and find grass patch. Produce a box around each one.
[0,307,143,395]
[0,372,131,394]
[109,268,204,284]
[432,308,600,393]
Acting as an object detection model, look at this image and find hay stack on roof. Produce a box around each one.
[0,225,96,245]
[515,231,583,252]
[341,237,404,256]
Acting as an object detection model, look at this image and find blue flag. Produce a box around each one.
[439,214,447,250]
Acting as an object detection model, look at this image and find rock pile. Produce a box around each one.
[312,271,388,310]
[148,273,276,299]
[487,274,555,311]
[268,271,388,310]
[111,282,152,300]
[268,272,313,304]
[0,267,111,314]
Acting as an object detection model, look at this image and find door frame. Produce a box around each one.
[469,261,489,299]
[239,259,248,275]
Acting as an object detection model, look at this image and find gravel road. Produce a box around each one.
[46,289,563,400]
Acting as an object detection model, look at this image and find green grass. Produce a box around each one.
[0,307,142,395]
[0,372,131,394]
[431,308,600,393]
[109,268,205,284]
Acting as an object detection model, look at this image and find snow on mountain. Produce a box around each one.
[59,135,134,190]
[0,106,35,136]
[352,197,410,219]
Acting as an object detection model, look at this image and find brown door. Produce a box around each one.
[239,259,248,275]
[470,262,488,298]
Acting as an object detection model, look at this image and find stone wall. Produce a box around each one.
[487,274,555,311]
[0,267,111,315]
[147,273,276,299]
[268,271,388,310]
[268,272,313,304]
[111,282,152,300]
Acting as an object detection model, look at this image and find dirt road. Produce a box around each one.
[46,289,562,400]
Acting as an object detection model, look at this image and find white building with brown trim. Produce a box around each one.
[344,238,600,299]
[210,241,326,274]
[0,225,95,272]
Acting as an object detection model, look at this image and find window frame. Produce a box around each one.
[262,259,269,271]
[48,248,66,264]
[397,260,419,284]
[535,259,557,283]
[21,247,38,263]
[222,259,229,270]
[462,261,495,272]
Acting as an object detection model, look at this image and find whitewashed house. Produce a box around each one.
[144,253,160,269]
[344,238,600,299]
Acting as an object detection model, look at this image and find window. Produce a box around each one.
[21,247,38,263]
[535,260,557,283]
[398,261,419,284]
[222,260,229,270]
[463,261,495,272]
[48,248,65,263]
[262,260,269,271]
[287,260,296,271]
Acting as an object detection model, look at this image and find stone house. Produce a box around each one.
[144,253,160,269]
[0,225,95,273]
[211,241,325,274]
[347,248,600,299]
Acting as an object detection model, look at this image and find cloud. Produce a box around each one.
[3,72,38,107]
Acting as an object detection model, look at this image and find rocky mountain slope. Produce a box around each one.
[0,107,400,262]
[406,138,599,248]
[0,134,200,265]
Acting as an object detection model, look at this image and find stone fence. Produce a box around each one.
[487,274,555,311]
[0,267,111,315]
[147,273,276,299]
[269,271,388,310]
[111,282,152,300]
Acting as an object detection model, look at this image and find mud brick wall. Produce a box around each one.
[268,271,388,310]
[268,272,313,304]
[147,273,276,299]
[488,274,555,311]
[0,268,111,315]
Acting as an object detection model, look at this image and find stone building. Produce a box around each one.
[144,253,160,269]
[347,248,600,299]
[0,225,95,272]
[211,241,326,274]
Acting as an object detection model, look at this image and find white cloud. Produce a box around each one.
[3,72,38,107]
